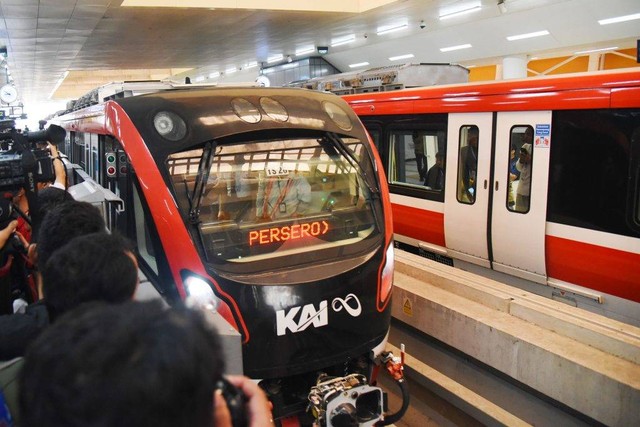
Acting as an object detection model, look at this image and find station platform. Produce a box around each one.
[390,250,640,426]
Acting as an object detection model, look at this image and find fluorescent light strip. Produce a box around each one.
[331,35,356,47]
[376,23,408,35]
[439,2,481,20]
[598,13,640,25]
[295,47,315,56]
[574,46,618,55]
[507,30,549,41]
[389,53,414,61]
[267,54,283,63]
[225,67,237,74]
[195,75,205,82]
[49,70,69,99]
[208,71,220,79]
[440,43,472,52]
[349,61,370,68]
[244,61,258,69]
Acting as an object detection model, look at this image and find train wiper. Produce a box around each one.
[322,132,378,197]
[189,140,216,223]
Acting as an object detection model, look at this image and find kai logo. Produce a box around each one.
[276,293,362,336]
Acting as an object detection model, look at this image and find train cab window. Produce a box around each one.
[457,126,479,204]
[388,130,444,190]
[166,136,382,270]
[507,126,534,213]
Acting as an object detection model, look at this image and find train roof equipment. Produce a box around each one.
[286,63,469,94]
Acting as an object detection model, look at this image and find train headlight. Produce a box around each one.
[184,275,219,312]
[323,101,353,131]
[153,111,187,141]
[231,98,262,123]
[260,97,288,122]
[380,243,394,303]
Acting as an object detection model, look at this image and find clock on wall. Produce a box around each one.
[0,84,17,104]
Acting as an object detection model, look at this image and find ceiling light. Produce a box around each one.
[331,35,356,47]
[507,30,550,41]
[195,76,205,82]
[349,62,370,68]
[598,13,640,25]
[389,54,414,61]
[440,44,472,52]
[439,1,481,20]
[376,23,408,36]
[267,54,284,63]
[574,46,618,55]
[244,61,258,69]
[295,47,315,56]
[225,67,237,74]
[208,71,220,79]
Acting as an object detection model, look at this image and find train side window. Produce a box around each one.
[132,183,158,275]
[507,126,534,213]
[457,125,479,204]
[629,127,640,231]
[388,130,443,190]
[548,109,638,237]
[74,131,86,170]
[362,123,382,152]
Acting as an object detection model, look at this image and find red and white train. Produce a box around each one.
[343,68,640,326]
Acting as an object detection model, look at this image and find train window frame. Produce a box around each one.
[456,125,479,205]
[360,121,382,152]
[628,121,640,232]
[386,127,446,200]
[547,109,639,238]
[130,178,180,301]
[507,125,534,214]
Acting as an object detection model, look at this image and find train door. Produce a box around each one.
[491,111,551,283]
[444,113,493,267]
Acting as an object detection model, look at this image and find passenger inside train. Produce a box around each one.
[458,126,479,203]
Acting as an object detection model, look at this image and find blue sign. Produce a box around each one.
[536,124,550,136]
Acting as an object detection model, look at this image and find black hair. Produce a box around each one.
[36,200,105,267]
[19,300,225,427]
[30,187,73,243]
[42,231,137,321]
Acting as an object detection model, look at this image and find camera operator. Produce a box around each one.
[0,122,69,314]
[19,300,274,427]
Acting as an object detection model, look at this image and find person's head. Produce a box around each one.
[520,143,532,164]
[30,186,73,243]
[467,127,479,148]
[35,200,105,267]
[523,127,533,143]
[42,231,138,320]
[435,151,444,167]
[19,300,225,427]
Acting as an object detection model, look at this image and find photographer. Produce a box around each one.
[0,122,69,313]
[19,300,274,427]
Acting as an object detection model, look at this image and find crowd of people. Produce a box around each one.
[0,143,273,426]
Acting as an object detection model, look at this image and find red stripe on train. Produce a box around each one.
[546,235,640,303]
[392,203,445,247]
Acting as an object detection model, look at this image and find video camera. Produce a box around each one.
[0,119,66,192]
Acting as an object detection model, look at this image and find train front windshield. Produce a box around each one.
[168,135,382,272]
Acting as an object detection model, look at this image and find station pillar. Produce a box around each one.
[501,55,528,79]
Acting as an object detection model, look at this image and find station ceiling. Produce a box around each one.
[0,0,638,115]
